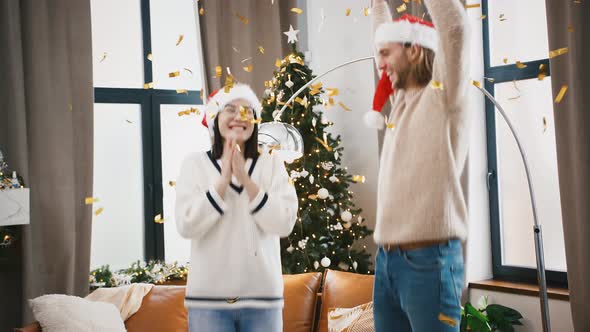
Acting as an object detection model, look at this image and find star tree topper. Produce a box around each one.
[283,25,299,44]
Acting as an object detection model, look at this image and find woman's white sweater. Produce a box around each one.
[175,150,298,309]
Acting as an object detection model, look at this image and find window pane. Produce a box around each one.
[488,0,550,66]
[91,104,145,270]
[150,0,203,91]
[160,104,210,264]
[91,0,144,88]
[495,78,566,272]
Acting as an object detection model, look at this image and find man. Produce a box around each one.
[366,0,470,331]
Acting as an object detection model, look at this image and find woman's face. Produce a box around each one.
[217,98,255,144]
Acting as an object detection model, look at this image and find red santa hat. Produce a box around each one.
[365,14,438,129]
[201,83,262,137]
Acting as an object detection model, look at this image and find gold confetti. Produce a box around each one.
[338,102,352,112]
[538,64,547,80]
[147,53,153,61]
[291,8,303,14]
[431,81,444,90]
[85,197,99,205]
[502,58,509,64]
[215,66,222,78]
[143,82,154,89]
[464,3,481,9]
[199,7,204,15]
[224,74,235,93]
[363,8,370,16]
[250,118,262,124]
[243,64,253,72]
[258,46,265,54]
[232,46,240,53]
[485,77,495,83]
[169,181,176,187]
[314,137,333,152]
[288,178,294,186]
[99,52,108,63]
[549,47,569,58]
[328,98,335,106]
[515,61,527,69]
[396,3,407,13]
[169,71,180,78]
[555,85,568,104]
[236,145,242,153]
[327,88,339,97]
[94,207,104,216]
[480,15,487,20]
[567,25,574,32]
[499,14,507,21]
[190,107,199,114]
[154,214,164,223]
[543,117,548,132]
[239,105,249,121]
[438,313,457,327]
[236,13,249,24]
[508,95,521,101]
[176,89,188,94]
[275,59,282,68]
[352,175,366,183]
[470,80,482,88]
[176,34,184,46]
[386,122,396,129]
[345,8,352,16]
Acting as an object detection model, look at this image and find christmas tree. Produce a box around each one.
[261,47,374,274]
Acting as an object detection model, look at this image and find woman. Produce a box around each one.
[175,83,298,331]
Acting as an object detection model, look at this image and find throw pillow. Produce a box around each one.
[327,301,374,332]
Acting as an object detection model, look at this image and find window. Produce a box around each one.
[482,0,567,286]
[90,0,206,269]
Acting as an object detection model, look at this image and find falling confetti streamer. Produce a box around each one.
[386,122,396,129]
[291,8,303,14]
[176,89,189,94]
[549,47,569,59]
[515,61,527,69]
[215,66,222,78]
[314,137,333,152]
[199,7,204,15]
[94,207,104,216]
[499,14,507,21]
[251,118,262,124]
[275,59,282,68]
[554,85,568,104]
[327,88,339,97]
[85,197,99,205]
[396,3,407,13]
[169,181,176,187]
[236,13,249,24]
[363,8,370,16]
[169,71,181,78]
[480,15,487,20]
[464,3,481,9]
[241,57,253,63]
[154,214,164,224]
[431,81,444,90]
[538,64,547,80]
[243,64,253,72]
[183,68,193,76]
[352,175,366,183]
[176,34,184,46]
[99,52,108,63]
[345,8,352,16]
[147,53,153,61]
[470,80,482,88]
[143,82,154,89]
[502,58,509,64]
[338,102,352,112]
[543,117,548,132]
[258,46,265,54]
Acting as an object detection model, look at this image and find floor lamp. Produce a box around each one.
[259,55,551,331]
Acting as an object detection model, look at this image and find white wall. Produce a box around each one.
[304,1,492,278]
[469,289,573,331]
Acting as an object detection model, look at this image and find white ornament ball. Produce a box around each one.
[318,188,329,200]
[327,208,335,216]
[314,261,320,270]
[341,211,353,222]
[309,174,315,184]
[321,256,331,268]
[353,261,358,270]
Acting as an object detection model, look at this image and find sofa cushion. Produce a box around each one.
[318,270,374,332]
[328,302,374,332]
[283,272,323,332]
[124,286,187,332]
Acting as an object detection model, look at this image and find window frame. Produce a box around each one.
[481,0,567,287]
[93,0,202,262]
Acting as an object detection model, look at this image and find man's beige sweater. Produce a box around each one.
[372,0,471,245]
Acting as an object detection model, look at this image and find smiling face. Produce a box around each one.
[376,42,412,90]
[217,98,255,144]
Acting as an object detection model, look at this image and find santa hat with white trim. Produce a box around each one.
[201,83,262,137]
[365,14,439,129]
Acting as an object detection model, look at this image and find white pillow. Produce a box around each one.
[29,294,126,332]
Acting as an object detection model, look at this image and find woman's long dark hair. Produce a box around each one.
[211,114,259,160]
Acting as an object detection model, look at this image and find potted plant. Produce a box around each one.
[461,296,524,332]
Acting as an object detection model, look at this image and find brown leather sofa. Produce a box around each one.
[15,270,374,332]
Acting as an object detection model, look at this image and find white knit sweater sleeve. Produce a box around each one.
[175,153,227,240]
[248,154,298,237]
[425,0,470,109]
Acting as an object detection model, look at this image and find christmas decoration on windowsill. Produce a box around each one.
[260,46,373,275]
[90,260,189,289]
[0,148,27,248]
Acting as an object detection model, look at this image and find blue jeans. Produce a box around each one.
[188,307,282,332]
[373,239,464,332]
